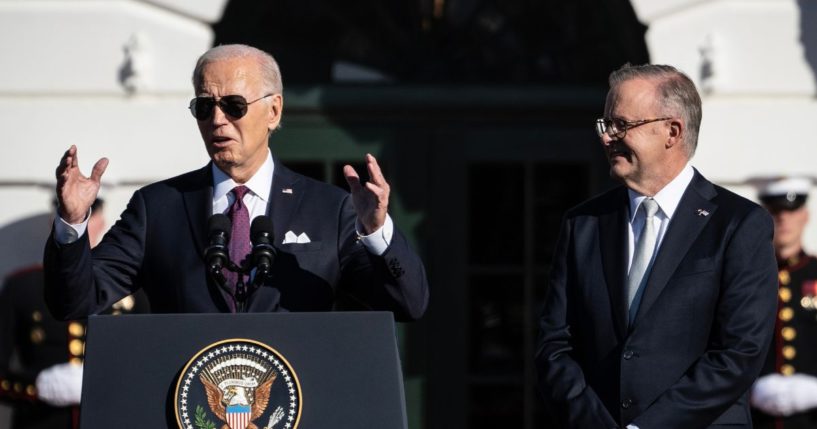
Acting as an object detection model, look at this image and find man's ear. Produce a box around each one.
[267,94,283,131]
[667,118,683,148]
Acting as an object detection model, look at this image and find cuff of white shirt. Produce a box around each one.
[626,424,640,429]
[53,209,91,245]
[356,215,394,256]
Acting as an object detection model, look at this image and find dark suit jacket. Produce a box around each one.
[43,161,428,321]
[536,171,778,429]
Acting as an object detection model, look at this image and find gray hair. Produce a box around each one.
[609,64,702,157]
[191,44,283,95]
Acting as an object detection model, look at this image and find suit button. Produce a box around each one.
[621,399,632,409]
[623,350,634,360]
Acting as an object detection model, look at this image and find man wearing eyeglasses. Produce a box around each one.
[536,64,778,429]
[751,176,817,429]
[43,44,428,321]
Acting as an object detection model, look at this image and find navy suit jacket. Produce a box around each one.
[43,162,429,321]
[536,171,778,429]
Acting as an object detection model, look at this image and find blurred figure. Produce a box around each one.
[752,176,817,428]
[0,199,147,429]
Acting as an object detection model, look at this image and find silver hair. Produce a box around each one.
[609,64,702,157]
[191,44,283,95]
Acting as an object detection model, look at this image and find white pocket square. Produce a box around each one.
[283,231,311,244]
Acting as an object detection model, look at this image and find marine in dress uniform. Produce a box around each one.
[0,200,148,429]
[752,177,817,429]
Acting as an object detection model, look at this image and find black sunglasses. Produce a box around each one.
[188,94,274,121]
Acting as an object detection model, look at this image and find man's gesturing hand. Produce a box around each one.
[343,154,390,235]
[55,145,108,224]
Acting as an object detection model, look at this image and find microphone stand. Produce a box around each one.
[227,262,269,313]
[235,270,248,313]
[206,247,274,313]
[206,261,239,312]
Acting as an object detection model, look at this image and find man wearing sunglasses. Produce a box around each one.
[751,176,817,429]
[43,44,428,322]
[536,64,777,429]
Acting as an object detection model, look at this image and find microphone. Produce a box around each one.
[250,216,276,283]
[205,214,231,279]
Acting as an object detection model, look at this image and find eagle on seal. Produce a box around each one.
[200,370,277,429]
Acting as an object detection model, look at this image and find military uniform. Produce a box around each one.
[753,251,817,429]
[0,265,147,429]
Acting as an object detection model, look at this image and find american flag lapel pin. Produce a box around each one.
[696,208,709,217]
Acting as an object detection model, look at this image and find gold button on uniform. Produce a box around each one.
[779,270,791,285]
[780,307,794,322]
[70,357,83,365]
[25,385,35,396]
[69,339,85,357]
[1,380,9,390]
[31,311,42,322]
[783,345,797,360]
[30,328,45,344]
[68,322,84,337]
[782,327,797,341]
[780,287,792,303]
[781,364,796,375]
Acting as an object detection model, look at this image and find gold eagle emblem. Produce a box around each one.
[200,354,277,429]
[174,340,301,429]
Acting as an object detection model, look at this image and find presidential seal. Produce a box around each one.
[174,339,302,429]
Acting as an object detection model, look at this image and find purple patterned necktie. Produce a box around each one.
[224,185,251,311]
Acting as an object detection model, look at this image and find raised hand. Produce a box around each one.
[343,154,390,234]
[55,145,108,224]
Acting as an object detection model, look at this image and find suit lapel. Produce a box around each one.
[181,165,214,259]
[600,187,630,339]
[267,161,304,246]
[632,171,717,325]
[246,160,303,312]
[181,164,234,312]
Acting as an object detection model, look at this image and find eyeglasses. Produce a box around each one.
[188,94,274,121]
[595,117,672,139]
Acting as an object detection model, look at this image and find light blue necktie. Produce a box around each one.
[627,198,660,321]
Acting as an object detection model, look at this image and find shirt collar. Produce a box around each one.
[211,149,275,203]
[628,163,694,222]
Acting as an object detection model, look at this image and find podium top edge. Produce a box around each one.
[88,311,397,321]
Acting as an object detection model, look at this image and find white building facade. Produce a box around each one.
[0,0,227,280]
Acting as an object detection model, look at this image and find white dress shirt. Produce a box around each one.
[626,163,695,274]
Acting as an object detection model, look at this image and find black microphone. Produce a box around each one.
[205,214,231,279]
[250,216,276,283]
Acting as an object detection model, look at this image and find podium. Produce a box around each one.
[80,312,408,429]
